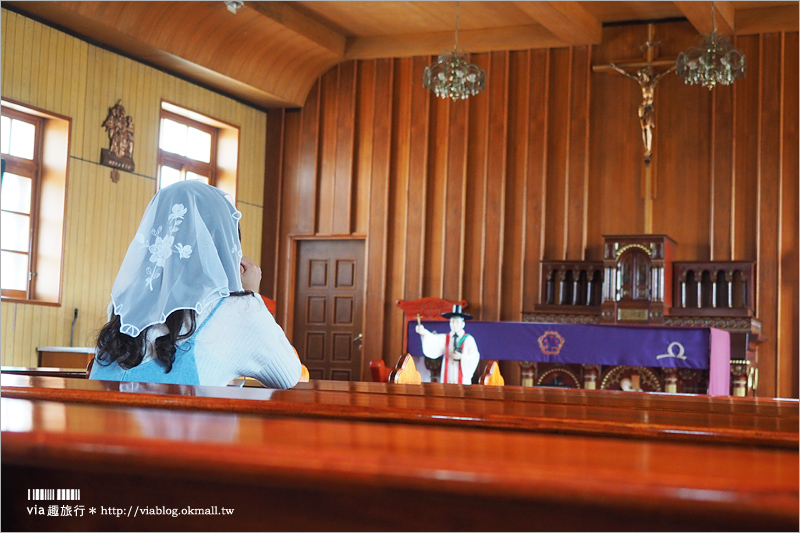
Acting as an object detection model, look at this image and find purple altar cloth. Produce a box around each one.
[407,321,731,396]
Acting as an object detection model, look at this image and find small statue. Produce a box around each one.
[100,100,135,177]
[415,304,480,385]
[610,64,675,166]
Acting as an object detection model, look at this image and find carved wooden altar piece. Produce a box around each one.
[526,234,762,396]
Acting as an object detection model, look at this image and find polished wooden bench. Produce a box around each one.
[1,365,89,379]
[4,365,792,418]
[2,373,796,449]
[2,395,797,531]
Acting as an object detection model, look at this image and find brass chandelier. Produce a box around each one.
[676,2,745,89]
[423,2,486,100]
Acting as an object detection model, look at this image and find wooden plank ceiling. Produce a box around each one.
[5,1,798,108]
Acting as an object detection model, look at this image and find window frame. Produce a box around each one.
[0,99,70,306]
[157,109,219,189]
[1,107,45,300]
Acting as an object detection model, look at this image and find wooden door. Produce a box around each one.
[293,239,364,381]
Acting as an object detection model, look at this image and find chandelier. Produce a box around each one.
[676,2,745,89]
[423,2,486,100]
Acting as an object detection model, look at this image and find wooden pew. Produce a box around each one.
[3,365,794,421]
[2,373,796,449]
[1,366,88,379]
[2,396,797,531]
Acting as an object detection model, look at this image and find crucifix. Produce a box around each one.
[593,24,675,233]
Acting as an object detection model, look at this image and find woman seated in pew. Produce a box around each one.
[90,180,301,389]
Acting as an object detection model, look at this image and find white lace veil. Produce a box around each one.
[110,180,243,337]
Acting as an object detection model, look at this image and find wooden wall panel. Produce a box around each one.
[732,35,761,263]
[1,11,268,367]
[501,50,531,321]
[522,49,550,312]
[463,53,490,318]
[544,47,572,261]
[566,46,591,260]
[403,57,432,300]
[757,32,786,398]
[353,60,375,236]
[262,109,285,298]
[779,32,799,399]
[386,58,413,363]
[481,51,510,321]
[711,83,735,260]
[297,82,320,235]
[656,73,713,260]
[334,61,357,235]
[365,58,393,376]
[442,67,470,303]
[423,81,448,299]
[276,110,302,323]
[317,68,338,235]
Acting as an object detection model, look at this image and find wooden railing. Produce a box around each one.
[539,261,605,309]
[671,261,755,316]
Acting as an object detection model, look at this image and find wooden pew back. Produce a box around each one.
[2,373,796,449]
[2,396,797,531]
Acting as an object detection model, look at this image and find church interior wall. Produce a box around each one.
[267,21,798,397]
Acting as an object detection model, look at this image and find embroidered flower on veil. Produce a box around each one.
[149,234,174,267]
[139,203,194,290]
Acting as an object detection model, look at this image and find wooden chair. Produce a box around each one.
[261,295,277,316]
[369,360,392,383]
[478,360,504,386]
[388,354,421,385]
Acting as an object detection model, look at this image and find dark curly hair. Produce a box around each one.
[95,291,253,373]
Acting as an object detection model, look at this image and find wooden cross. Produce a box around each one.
[593,24,676,233]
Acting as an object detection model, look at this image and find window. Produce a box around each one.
[1,109,42,299]
[158,110,216,188]
[0,101,69,304]
[157,102,239,201]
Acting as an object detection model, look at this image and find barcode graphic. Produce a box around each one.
[27,489,80,501]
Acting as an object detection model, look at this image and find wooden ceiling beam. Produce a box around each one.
[246,1,346,57]
[344,25,564,60]
[735,5,799,35]
[673,1,735,36]
[513,1,602,45]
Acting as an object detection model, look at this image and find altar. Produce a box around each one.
[407,321,731,396]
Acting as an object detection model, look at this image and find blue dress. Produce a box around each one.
[89,300,223,385]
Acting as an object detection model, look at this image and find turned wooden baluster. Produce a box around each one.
[679,270,688,308]
[545,268,555,304]
[694,271,703,309]
[556,270,567,305]
[572,270,581,306]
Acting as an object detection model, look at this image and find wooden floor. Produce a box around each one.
[1,370,798,531]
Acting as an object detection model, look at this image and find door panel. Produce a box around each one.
[293,240,364,381]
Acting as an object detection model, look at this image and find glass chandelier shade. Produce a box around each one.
[423,2,486,100]
[423,50,486,100]
[676,3,745,89]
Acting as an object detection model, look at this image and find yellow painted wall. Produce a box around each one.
[1,10,268,366]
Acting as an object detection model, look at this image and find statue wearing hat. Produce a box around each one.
[415,305,480,385]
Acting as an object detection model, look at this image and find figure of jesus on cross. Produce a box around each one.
[608,64,675,167]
